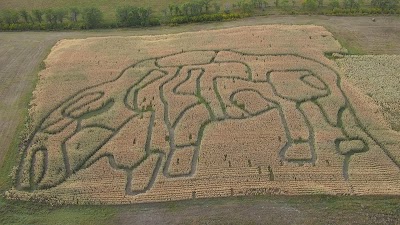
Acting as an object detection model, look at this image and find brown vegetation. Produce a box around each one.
[7,25,400,204]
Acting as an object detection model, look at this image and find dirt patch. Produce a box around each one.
[113,196,400,225]
[115,199,306,225]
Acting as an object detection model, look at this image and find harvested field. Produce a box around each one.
[7,25,400,205]
[337,55,400,132]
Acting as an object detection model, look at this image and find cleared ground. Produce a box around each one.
[0,15,399,224]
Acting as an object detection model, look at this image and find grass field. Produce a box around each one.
[0,15,399,224]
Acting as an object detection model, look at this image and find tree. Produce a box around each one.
[240,1,254,14]
[318,0,324,7]
[213,2,221,12]
[2,10,19,25]
[224,2,231,13]
[181,2,191,16]
[281,0,290,9]
[343,0,361,9]
[116,6,152,27]
[275,0,279,7]
[82,7,103,28]
[69,7,80,22]
[55,9,67,23]
[32,10,44,23]
[45,9,57,24]
[175,5,181,16]
[138,7,152,25]
[19,10,29,23]
[202,0,213,13]
[251,0,264,8]
[188,0,203,16]
[371,0,399,10]
[329,0,340,9]
[168,4,175,16]
[303,0,318,11]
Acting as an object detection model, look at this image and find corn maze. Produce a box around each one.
[7,25,400,204]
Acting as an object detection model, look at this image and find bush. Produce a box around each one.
[371,0,399,11]
[82,7,103,29]
[148,17,161,26]
[32,10,44,23]
[116,6,154,27]
[303,0,318,11]
[2,10,20,25]
[170,13,238,25]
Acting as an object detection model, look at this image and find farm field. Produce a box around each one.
[1,15,400,224]
[6,24,400,204]
[337,55,400,132]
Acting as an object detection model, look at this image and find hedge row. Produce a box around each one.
[169,13,246,25]
[1,3,400,31]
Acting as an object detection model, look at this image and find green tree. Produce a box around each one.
[82,7,103,28]
[371,0,399,10]
[281,0,290,9]
[32,10,44,23]
[55,9,67,23]
[343,0,362,9]
[329,0,340,9]
[224,2,231,13]
[303,0,318,10]
[116,6,152,27]
[213,2,221,12]
[168,4,175,16]
[138,7,152,25]
[251,0,264,8]
[69,7,80,22]
[45,9,57,24]
[238,0,254,13]
[181,2,190,16]
[318,0,324,7]
[202,0,213,13]
[175,5,181,16]
[2,10,19,25]
[19,10,29,23]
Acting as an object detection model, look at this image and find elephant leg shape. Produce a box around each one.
[279,102,315,164]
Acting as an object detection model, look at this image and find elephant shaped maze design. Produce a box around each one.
[16,50,400,195]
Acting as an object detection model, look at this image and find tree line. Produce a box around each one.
[0,7,105,30]
[301,0,399,12]
[1,0,399,31]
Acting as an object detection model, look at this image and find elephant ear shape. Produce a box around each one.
[157,51,217,67]
[301,73,328,90]
[40,91,113,134]
[231,90,277,116]
[269,70,329,102]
